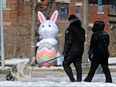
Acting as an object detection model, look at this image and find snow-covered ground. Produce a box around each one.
[0,73,116,86]
[0,57,116,86]
[0,74,116,87]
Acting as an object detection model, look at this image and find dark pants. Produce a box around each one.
[63,52,83,82]
[84,55,112,83]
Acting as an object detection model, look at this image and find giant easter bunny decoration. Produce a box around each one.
[36,10,62,67]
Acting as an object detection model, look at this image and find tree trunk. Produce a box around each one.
[30,0,37,58]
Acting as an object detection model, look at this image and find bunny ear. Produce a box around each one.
[38,11,46,23]
[50,10,58,22]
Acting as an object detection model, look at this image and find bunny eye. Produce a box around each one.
[48,25,51,27]
[42,25,44,27]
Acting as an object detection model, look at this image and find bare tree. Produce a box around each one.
[45,0,55,19]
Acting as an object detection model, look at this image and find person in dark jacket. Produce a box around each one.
[62,15,85,82]
[84,21,112,83]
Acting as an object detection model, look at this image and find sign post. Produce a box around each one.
[0,0,5,70]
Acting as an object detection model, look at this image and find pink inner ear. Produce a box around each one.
[52,13,56,22]
[40,14,44,23]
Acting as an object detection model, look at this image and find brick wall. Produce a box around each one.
[88,4,110,32]
[69,0,76,15]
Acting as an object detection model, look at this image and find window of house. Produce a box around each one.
[3,0,7,9]
[98,0,103,12]
[56,3,69,20]
[112,0,116,12]
[76,6,81,18]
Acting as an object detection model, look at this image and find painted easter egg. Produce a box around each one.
[36,42,57,67]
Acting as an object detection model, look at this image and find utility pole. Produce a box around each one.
[82,0,88,63]
[0,0,5,70]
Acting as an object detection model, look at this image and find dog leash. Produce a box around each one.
[45,55,63,62]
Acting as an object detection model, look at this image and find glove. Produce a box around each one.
[88,49,93,61]
[88,54,92,61]
[62,51,68,58]
[62,52,66,57]
[88,49,93,56]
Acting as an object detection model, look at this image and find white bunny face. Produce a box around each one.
[38,10,58,38]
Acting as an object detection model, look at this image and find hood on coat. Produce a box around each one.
[69,18,81,28]
[91,21,105,32]
[68,14,81,28]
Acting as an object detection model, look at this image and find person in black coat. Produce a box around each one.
[84,21,112,83]
[62,15,85,82]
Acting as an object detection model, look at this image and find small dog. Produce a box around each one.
[6,57,35,81]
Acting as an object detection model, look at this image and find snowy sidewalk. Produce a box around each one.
[0,57,116,86]
[0,73,116,87]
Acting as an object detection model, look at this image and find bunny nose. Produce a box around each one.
[45,30,47,33]
[45,30,49,33]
